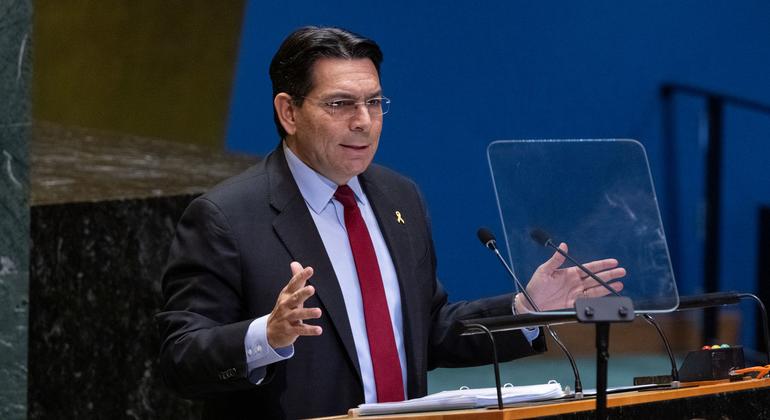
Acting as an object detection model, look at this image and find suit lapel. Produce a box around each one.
[266,148,363,385]
[359,172,424,397]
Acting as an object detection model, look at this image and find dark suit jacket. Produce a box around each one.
[156,146,545,419]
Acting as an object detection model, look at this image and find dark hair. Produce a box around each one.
[269,26,383,139]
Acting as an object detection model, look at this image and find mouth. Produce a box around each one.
[340,144,369,151]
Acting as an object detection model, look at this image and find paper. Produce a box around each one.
[357,381,565,416]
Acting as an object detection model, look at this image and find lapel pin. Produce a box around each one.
[395,211,405,224]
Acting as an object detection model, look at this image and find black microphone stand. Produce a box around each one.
[477,228,585,398]
[461,323,505,410]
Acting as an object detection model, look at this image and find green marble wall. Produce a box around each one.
[0,0,32,418]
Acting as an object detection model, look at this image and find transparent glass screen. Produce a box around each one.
[487,139,678,314]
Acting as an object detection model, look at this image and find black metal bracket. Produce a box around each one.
[575,297,635,420]
[575,296,635,323]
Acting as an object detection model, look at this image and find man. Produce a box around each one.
[156,26,625,419]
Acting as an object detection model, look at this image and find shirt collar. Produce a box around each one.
[283,143,366,214]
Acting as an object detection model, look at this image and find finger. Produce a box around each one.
[284,262,304,293]
[290,261,303,277]
[294,323,323,337]
[583,267,627,285]
[584,281,624,297]
[286,262,314,293]
[538,242,568,272]
[288,285,317,308]
[581,259,620,277]
[286,307,322,323]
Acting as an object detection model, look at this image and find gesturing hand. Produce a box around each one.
[516,243,626,313]
[266,262,323,349]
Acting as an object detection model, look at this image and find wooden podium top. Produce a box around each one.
[319,379,770,420]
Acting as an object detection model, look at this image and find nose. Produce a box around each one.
[349,103,373,132]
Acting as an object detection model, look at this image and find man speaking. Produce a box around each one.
[156,26,625,419]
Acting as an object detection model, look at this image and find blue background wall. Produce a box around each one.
[225,1,770,346]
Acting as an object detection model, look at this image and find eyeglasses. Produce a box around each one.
[298,96,391,119]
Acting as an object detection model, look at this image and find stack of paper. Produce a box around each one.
[357,381,565,416]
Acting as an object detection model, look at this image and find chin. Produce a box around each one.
[336,168,365,183]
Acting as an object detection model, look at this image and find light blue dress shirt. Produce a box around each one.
[243,145,537,401]
[245,145,406,402]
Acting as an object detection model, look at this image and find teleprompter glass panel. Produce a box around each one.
[487,139,678,314]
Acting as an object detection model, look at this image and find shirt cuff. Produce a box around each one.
[511,294,540,344]
[521,326,540,343]
[244,314,294,384]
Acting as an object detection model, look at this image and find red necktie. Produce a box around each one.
[334,185,405,403]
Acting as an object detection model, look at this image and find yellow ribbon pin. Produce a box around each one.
[395,211,405,224]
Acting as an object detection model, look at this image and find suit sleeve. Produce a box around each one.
[155,197,260,398]
[427,286,546,369]
[407,182,546,369]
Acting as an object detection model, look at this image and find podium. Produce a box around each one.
[305,139,770,420]
[322,379,770,419]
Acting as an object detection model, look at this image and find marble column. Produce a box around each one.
[0,1,32,419]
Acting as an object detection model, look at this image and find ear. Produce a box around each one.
[274,93,298,136]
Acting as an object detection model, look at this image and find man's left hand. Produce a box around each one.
[515,242,626,313]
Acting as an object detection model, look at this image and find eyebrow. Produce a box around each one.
[320,90,383,100]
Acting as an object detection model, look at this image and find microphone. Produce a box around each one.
[478,227,497,250]
[477,227,584,397]
[477,228,537,307]
[529,228,681,386]
[530,228,551,248]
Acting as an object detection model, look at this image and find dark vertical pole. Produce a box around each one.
[703,98,723,344]
[660,85,681,287]
[758,207,770,355]
[595,323,610,420]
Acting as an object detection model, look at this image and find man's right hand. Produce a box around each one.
[266,262,323,349]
